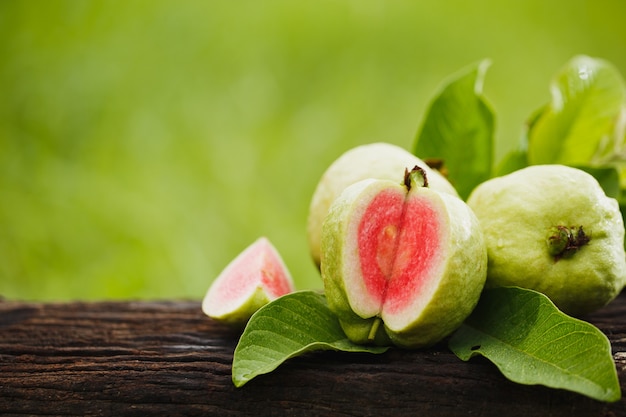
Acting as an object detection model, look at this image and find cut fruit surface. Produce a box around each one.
[322,168,487,348]
[384,195,445,317]
[342,180,447,326]
[357,188,405,309]
[348,187,443,317]
[202,237,295,325]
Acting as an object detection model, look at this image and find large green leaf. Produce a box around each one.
[231,291,389,387]
[414,59,494,199]
[449,287,621,403]
[527,55,626,167]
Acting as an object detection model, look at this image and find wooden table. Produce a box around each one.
[1,292,625,416]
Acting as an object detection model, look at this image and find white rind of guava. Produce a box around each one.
[321,177,487,348]
[308,142,459,267]
[466,164,626,316]
[202,237,295,325]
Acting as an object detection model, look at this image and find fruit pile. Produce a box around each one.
[200,57,626,399]
[202,141,626,348]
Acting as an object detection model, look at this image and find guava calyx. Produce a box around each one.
[546,225,590,261]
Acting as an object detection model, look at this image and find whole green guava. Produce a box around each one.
[466,164,626,316]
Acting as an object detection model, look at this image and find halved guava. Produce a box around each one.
[321,168,487,348]
[202,237,295,326]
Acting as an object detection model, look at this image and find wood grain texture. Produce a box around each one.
[1,294,625,416]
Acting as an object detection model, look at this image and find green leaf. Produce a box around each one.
[449,287,621,403]
[494,104,550,177]
[231,291,389,387]
[494,104,549,177]
[494,146,527,177]
[527,55,626,167]
[414,59,494,200]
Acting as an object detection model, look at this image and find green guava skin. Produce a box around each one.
[466,164,626,317]
[308,142,459,267]
[204,287,273,327]
[321,177,487,349]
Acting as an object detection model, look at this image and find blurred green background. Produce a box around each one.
[1,0,625,300]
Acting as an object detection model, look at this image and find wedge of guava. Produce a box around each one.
[202,237,296,326]
[321,167,487,348]
[466,164,626,316]
[307,142,459,267]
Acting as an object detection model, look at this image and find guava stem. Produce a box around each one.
[368,317,382,342]
[403,166,429,191]
[546,225,590,261]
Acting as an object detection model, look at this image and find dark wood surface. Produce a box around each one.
[1,292,626,417]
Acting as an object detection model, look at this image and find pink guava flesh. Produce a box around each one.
[358,190,405,307]
[358,190,442,315]
[258,242,295,298]
[205,237,294,315]
[385,197,442,314]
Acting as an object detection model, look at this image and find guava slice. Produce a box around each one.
[321,168,487,348]
[307,142,459,267]
[466,164,626,316]
[202,237,296,326]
